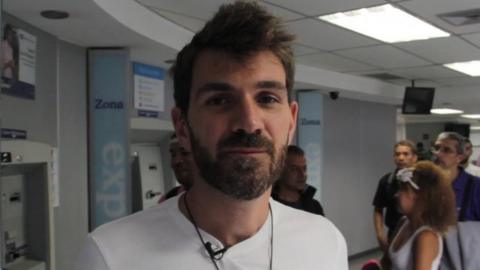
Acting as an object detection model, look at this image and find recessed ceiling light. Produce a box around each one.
[430,108,464,114]
[444,61,480,76]
[461,114,480,119]
[318,4,450,43]
[471,126,480,130]
[40,10,69,20]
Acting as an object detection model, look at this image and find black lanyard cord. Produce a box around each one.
[183,193,273,270]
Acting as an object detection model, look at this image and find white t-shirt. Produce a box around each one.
[466,163,480,177]
[75,195,348,270]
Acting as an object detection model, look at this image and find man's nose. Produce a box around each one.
[172,156,184,167]
[231,98,263,134]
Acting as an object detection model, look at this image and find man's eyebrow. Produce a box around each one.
[256,80,286,91]
[195,82,237,98]
[194,81,287,99]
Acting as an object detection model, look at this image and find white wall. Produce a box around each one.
[55,41,87,270]
[321,96,396,255]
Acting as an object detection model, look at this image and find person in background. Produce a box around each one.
[272,145,324,216]
[416,142,432,161]
[1,24,18,85]
[158,133,194,203]
[373,140,417,264]
[75,2,347,269]
[432,132,480,221]
[389,161,456,270]
[461,138,480,177]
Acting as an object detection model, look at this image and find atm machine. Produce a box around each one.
[131,144,165,211]
[0,140,54,270]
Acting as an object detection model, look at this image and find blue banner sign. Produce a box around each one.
[88,49,130,230]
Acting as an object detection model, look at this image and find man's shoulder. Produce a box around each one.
[90,198,177,243]
[273,200,341,237]
[378,171,394,183]
[272,200,347,269]
[466,164,480,177]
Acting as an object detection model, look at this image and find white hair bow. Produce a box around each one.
[396,168,419,190]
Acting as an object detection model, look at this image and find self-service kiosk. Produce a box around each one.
[0,140,54,270]
[131,144,165,211]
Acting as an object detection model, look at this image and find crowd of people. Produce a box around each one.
[73,1,479,270]
[372,133,480,270]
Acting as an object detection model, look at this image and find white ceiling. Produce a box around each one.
[4,0,480,125]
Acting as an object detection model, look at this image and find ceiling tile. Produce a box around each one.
[462,33,480,48]
[137,0,223,21]
[398,0,480,35]
[292,44,321,56]
[287,18,380,51]
[336,45,431,69]
[140,0,304,26]
[150,7,206,32]
[434,76,480,87]
[389,65,463,80]
[296,53,377,72]
[260,2,305,21]
[263,0,387,16]
[396,36,480,64]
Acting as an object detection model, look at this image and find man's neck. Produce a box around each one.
[276,186,301,203]
[179,180,271,247]
[445,166,461,184]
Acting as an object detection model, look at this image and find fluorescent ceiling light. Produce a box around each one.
[461,114,480,119]
[444,61,480,76]
[318,4,450,43]
[431,108,463,115]
[471,126,480,130]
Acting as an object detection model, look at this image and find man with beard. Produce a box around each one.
[272,145,324,216]
[158,133,194,203]
[75,2,347,270]
[432,132,480,221]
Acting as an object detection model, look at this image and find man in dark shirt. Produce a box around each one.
[272,145,324,216]
[373,140,417,254]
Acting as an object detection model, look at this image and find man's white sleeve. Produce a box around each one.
[74,235,110,270]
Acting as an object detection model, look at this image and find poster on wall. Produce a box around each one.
[297,91,323,201]
[133,62,165,117]
[1,23,37,100]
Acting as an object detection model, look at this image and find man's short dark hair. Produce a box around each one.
[287,145,305,156]
[171,1,295,114]
[394,140,417,155]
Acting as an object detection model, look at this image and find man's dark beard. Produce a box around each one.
[189,127,287,200]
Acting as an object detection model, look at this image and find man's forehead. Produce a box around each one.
[435,139,457,147]
[395,145,413,153]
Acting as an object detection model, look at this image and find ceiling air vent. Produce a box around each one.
[438,8,480,26]
[364,73,404,80]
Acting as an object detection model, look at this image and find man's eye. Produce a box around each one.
[206,96,229,106]
[257,95,279,104]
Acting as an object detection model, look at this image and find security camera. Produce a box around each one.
[329,91,339,100]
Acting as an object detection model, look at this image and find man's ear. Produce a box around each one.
[288,101,298,145]
[456,153,466,165]
[171,107,191,151]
